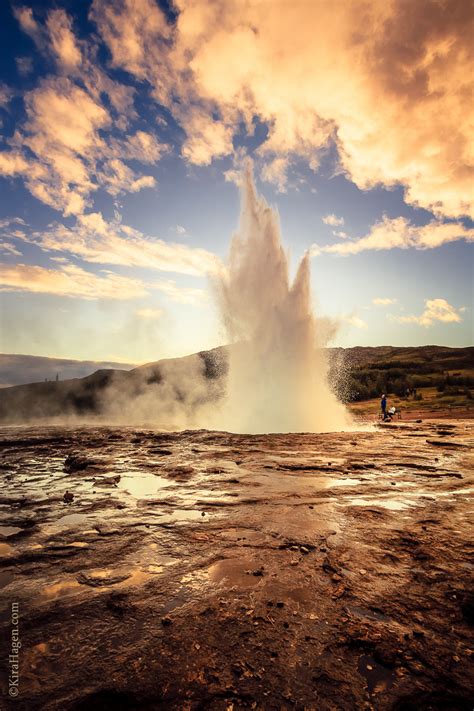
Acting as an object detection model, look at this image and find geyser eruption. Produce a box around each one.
[215,164,351,433]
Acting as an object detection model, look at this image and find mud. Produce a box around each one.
[0,420,473,710]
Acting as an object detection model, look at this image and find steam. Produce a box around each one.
[213,163,352,433]
[2,164,354,433]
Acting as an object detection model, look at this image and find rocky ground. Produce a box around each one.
[0,420,473,710]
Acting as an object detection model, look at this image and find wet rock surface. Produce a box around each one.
[0,421,473,710]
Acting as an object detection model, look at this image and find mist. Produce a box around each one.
[210,163,351,433]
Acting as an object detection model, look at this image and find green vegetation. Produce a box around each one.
[334,345,474,415]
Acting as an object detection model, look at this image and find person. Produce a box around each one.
[381,393,387,420]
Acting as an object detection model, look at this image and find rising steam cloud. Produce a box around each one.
[1,165,353,434]
[212,164,351,433]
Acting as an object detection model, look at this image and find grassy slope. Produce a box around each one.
[342,345,474,418]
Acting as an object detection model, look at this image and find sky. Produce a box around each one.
[0,0,472,364]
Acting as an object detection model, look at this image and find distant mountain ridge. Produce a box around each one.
[0,345,472,424]
[0,354,136,388]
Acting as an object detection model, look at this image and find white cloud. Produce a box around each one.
[3,9,167,216]
[46,9,82,69]
[373,297,397,306]
[312,216,474,256]
[0,261,148,300]
[323,214,344,227]
[392,298,463,328]
[10,1,474,221]
[346,315,368,330]
[0,242,22,256]
[20,212,221,277]
[260,157,290,193]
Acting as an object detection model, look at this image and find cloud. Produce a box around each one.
[90,0,474,220]
[313,216,474,256]
[0,84,14,108]
[4,8,167,216]
[109,130,167,164]
[0,76,162,215]
[0,262,148,300]
[7,1,473,226]
[20,212,220,277]
[346,315,368,330]
[89,0,171,81]
[46,9,82,69]
[392,298,463,327]
[180,110,234,166]
[0,151,30,176]
[373,297,397,306]
[260,157,290,193]
[15,56,34,77]
[0,242,22,256]
[323,214,344,227]
[99,158,156,196]
[13,7,41,40]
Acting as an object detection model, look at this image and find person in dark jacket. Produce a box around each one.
[381,393,387,420]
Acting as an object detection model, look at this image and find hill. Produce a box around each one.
[0,353,135,388]
[0,345,472,423]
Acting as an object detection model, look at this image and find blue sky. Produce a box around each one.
[0,0,472,363]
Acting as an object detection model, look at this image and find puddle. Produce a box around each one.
[55,512,90,527]
[346,605,391,622]
[0,525,22,537]
[208,558,264,589]
[118,473,170,498]
[358,654,395,694]
[346,498,416,511]
[217,528,269,544]
[124,545,178,578]
[159,509,207,523]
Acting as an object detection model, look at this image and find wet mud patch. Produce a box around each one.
[0,419,472,709]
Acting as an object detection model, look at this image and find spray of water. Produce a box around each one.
[214,163,352,433]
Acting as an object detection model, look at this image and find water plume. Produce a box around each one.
[214,163,352,433]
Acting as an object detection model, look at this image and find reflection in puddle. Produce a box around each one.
[118,473,170,498]
[358,654,395,694]
[347,498,416,511]
[208,558,264,589]
[159,509,207,523]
